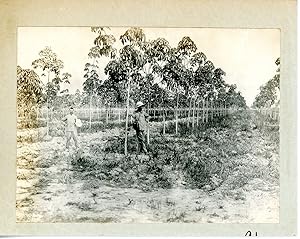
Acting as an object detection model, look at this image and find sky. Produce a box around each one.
[17,27,280,106]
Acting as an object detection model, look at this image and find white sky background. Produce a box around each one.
[17,27,280,106]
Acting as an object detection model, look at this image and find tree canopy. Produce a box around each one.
[252,57,280,108]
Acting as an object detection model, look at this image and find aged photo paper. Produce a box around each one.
[0,0,297,237]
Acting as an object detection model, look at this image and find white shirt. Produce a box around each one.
[63,114,77,132]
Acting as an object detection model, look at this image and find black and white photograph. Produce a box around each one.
[16,27,280,223]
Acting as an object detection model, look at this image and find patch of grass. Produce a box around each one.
[165,198,176,207]
[166,210,186,222]
[80,121,126,134]
[32,176,50,189]
[146,199,162,210]
[195,205,206,212]
[16,197,34,208]
[77,202,93,211]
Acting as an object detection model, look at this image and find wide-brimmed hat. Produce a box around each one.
[136,101,145,108]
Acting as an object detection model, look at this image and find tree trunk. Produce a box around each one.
[99,101,102,120]
[189,99,192,126]
[206,100,209,123]
[202,99,205,123]
[106,106,109,124]
[147,101,150,145]
[46,71,50,136]
[124,77,131,156]
[89,58,96,129]
[163,108,166,135]
[192,97,196,128]
[210,100,214,122]
[196,100,199,127]
[118,105,121,123]
[175,92,179,134]
[161,95,166,135]
[89,95,92,128]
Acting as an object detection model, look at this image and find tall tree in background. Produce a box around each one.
[74,89,82,107]
[83,63,100,128]
[252,58,280,108]
[163,48,184,134]
[177,37,197,131]
[32,47,65,136]
[119,27,146,155]
[50,72,72,109]
[103,60,128,104]
[162,37,197,134]
[135,38,171,140]
[225,84,247,108]
[84,27,116,129]
[17,66,43,128]
[191,51,207,98]
[140,38,171,106]
[104,27,146,154]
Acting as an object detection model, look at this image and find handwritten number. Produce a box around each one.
[245,231,258,236]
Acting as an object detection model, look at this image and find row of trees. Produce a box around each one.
[17,27,247,141]
[83,27,247,108]
[252,58,280,108]
[80,27,246,154]
[17,47,72,133]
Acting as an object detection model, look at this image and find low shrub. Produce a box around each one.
[80,121,126,133]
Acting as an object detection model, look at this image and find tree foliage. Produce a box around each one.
[17,66,43,127]
[17,66,43,109]
[32,46,71,106]
[96,28,246,109]
[252,58,280,108]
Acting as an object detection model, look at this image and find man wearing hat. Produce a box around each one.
[131,101,149,154]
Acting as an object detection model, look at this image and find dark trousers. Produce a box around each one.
[136,130,148,153]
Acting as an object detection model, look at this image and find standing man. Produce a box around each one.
[62,107,79,149]
[131,101,149,154]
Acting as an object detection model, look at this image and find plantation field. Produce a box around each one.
[16,110,279,223]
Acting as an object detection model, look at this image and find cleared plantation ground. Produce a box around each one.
[16,110,279,223]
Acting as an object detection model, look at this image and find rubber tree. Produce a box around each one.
[32,47,64,136]
[178,37,198,128]
[223,84,247,109]
[142,37,171,102]
[252,57,280,108]
[140,37,171,139]
[83,63,100,127]
[211,68,227,116]
[176,37,197,126]
[103,60,128,104]
[190,52,208,127]
[104,27,146,155]
[17,66,43,128]
[161,37,196,134]
[51,72,72,109]
[162,47,186,134]
[85,27,116,128]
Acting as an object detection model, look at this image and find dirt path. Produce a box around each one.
[16,113,279,223]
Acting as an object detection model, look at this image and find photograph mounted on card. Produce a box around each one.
[0,0,296,237]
